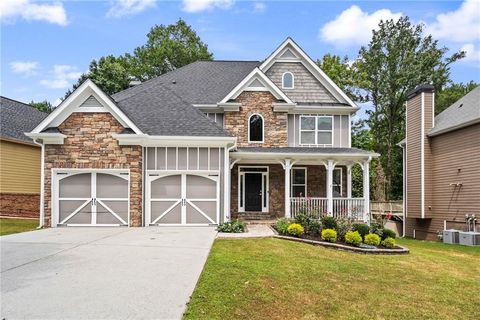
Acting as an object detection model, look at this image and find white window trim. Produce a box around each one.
[299,115,334,146]
[248,113,264,143]
[238,166,269,213]
[282,72,294,89]
[333,168,342,197]
[291,167,307,197]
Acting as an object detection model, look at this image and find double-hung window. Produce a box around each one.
[291,168,307,197]
[300,115,333,146]
[333,168,342,197]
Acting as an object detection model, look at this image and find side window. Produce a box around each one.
[248,114,264,143]
[291,168,307,197]
[333,168,342,197]
[282,72,294,89]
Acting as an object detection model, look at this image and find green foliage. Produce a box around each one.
[355,16,465,200]
[287,223,304,237]
[370,221,384,239]
[321,216,338,230]
[30,100,54,113]
[364,233,381,246]
[294,213,312,228]
[436,81,479,115]
[276,218,291,235]
[382,228,397,240]
[335,217,352,241]
[216,220,246,233]
[321,229,337,243]
[345,231,363,246]
[382,237,396,248]
[352,223,370,239]
[306,220,322,235]
[66,19,213,97]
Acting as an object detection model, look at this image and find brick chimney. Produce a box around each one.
[405,84,435,219]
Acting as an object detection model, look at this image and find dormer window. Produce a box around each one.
[248,114,264,143]
[282,72,294,89]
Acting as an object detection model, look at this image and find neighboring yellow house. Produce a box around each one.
[0,96,47,218]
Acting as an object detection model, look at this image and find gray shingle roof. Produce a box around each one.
[235,147,378,155]
[0,96,48,144]
[429,86,480,136]
[112,60,260,105]
[115,84,231,137]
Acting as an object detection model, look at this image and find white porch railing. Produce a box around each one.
[290,197,366,221]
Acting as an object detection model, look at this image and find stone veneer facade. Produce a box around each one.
[43,113,142,226]
[223,91,288,147]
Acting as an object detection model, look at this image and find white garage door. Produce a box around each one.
[147,173,219,226]
[53,170,129,227]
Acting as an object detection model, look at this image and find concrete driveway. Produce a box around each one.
[1,227,216,320]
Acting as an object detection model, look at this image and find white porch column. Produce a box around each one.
[362,158,371,223]
[347,163,353,199]
[284,159,292,218]
[325,160,335,216]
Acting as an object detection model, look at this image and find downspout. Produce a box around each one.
[224,139,237,223]
[33,139,45,228]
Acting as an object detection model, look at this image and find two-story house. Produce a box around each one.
[27,38,378,227]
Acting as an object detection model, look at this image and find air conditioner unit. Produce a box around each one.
[442,230,460,244]
[458,231,480,246]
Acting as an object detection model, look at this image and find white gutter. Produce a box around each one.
[32,139,45,228]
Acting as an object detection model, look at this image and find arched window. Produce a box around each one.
[282,72,294,89]
[248,114,264,143]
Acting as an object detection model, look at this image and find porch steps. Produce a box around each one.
[244,220,277,225]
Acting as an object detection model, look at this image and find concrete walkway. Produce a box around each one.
[1,227,216,320]
[217,224,275,238]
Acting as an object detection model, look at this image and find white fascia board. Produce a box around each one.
[219,67,294,104]
[272,103,296,112]
[259,38,357,108]
[31,79,143,135]
[217,103,241,112]
[25,132,67,145]
[230,151,380,160]
[291,106,360,115]
[113,134,236,147]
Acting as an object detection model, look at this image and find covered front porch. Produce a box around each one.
[229,148,378,222]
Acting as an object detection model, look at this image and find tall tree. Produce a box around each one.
[436,81,478,115]
[66,19,212,97]
[30,100,54,113]
[355,17,465,200]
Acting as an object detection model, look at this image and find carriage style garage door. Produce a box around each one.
[147,173,219,226]
[53,170,130,227]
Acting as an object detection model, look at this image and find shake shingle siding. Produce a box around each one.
[265,62,338,104]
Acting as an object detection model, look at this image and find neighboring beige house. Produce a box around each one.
[0,97,48,218]
[26,38,378,228]
[399,85,480,240]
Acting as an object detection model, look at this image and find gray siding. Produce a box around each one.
[79,95,102,108]
[287,114,350,147]
[265,62,338,104]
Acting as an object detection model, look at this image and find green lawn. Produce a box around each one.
[0,218,38,236]
[184,238,480,320]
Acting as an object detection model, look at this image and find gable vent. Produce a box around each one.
[80,95,102,108]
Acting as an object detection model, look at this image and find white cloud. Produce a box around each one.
[106,0,157,18]
[53,97,62,107]
[0,0,68,26]
[319,5,402,46]
[461,43,480,63]
[10,61,38,76]
[253,2,266,14]
[182,0,234,13]
[40,65,82,89]
[428,0,480,43]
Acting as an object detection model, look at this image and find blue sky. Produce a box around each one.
[1,0,479,106]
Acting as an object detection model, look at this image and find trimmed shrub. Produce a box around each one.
[217,220,246,233]
[382,237,396,248]
[306,219,322,235]
[335,217,352,241]
[352,223,370,239]
[287,223,304,237]
[382,228,396,240]
[370,221,384,238]
[294,213,312,228]
[276,218,291,235]
[321,216,338,230]
[364,233,381,246]
[321,228,337,242]
[345,231,362,246]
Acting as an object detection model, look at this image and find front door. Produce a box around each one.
[244,173,262,211]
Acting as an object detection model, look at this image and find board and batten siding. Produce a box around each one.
[265,62,338,103]
[0,140,41,194]
[287,114,350,147]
